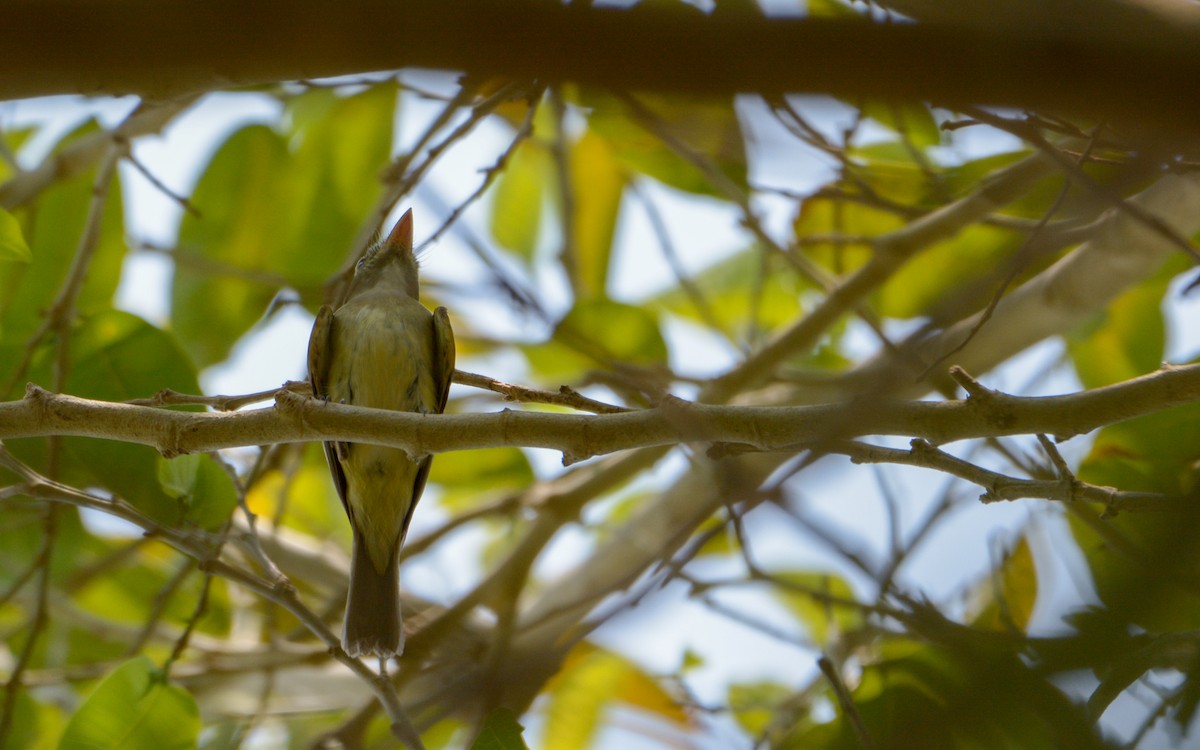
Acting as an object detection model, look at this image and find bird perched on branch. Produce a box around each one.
[307,208,455,658]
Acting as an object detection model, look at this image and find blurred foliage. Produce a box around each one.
[1,34,1198,750]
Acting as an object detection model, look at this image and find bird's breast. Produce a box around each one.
[328,298,437,414]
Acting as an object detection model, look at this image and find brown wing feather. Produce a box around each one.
[307,305,352,515]
[432,306,455,413]
[404,308,455,538]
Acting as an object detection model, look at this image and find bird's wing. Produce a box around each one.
[307,305,333,398]
[432,306,456,414]
[307,305,351,511]
[404,307,455,535]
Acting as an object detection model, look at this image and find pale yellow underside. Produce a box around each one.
[327,291,438,573]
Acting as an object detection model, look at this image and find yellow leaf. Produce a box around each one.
[569,131,625,299]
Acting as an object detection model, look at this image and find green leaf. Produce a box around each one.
[727,681,792,738]
[524,299,668,384]
[543,644,688,750]
[58,657,199,750]
[470,708,529,750]
[287,82,398,289]
[0,207,31,262]
[576,88,746,197]
[877,223,1023,319]
[427,447,535,510]
[491,140,552,261]
[771,571,860,646]
[1071,378,1200,632]
[859,102,942,149]
[543,648,624,750]
[0,120,126,344]
[6,311,202,526]
[806,0,862,17]
[842,141,941,209]
[1067,265,1172,389]
[246,443,345,541]
[174,83,397,366]
[568,130,625,298]
[968,534,1039,633]
[0,687,63,750]
[157,453,238,531]
[650,244,807,337]
[794,640,1108,749]
[173,123,293,367]
[0,126,35,183]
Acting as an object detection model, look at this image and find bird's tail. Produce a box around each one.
[343,530,403,658]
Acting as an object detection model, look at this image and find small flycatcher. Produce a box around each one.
[307,209,455,658]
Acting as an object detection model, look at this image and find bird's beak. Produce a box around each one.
[383,208,414,257]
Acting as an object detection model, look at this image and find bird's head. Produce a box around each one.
[348,208,420,299]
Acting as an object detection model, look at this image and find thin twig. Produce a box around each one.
[818,655,875,750]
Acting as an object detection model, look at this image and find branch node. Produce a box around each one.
[274,388,316,435]
[159,419,186,459]
[1100,485,1121,519]
[979,490,1001,504]
[561,450,587,467]
[23,382,51,410]
[948,365,991,399]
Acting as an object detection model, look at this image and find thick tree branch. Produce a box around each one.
[6,2,1200,135]
[2,364,1198,459]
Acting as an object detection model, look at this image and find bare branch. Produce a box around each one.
[3,365,1199,458]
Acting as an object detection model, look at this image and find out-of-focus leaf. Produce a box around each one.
[806,0,862,17]
[1079,396,1200,497]
[7,311,200,526]
[67,310,198,399]
[772,571,861,646]
[428,447,534,510]
[0,120,125,346]
[693,514,738,557]
[74,542,231,642]
[968,535,1039,633]
[1067,263,1173,389]
[565,296,668,365]
[470,707,529,750]
[247,444,345,542]
[414,718,468,750]
[0,126,35,183]
[173,124,292,367]
[940,151,1029,198]
[1071,384,1200,632]
[794,640,1111,749]
[543,643,688,750]
[174,83,396,367]
[0,207,31,262]
[878,224,1023,319]
[569,130,625,298]
[859,102,942,149]
[793,195,903,276]
[0,688,63,750]
[844,141,942,210]
[524,299,667,384]
[157,453,238,531]
[543,645,625,750]
[491,140,552,261]
[576,88,746,197]
[649,245,806,342]
[728,681,793,738]
[58,657,199,750]
[288,82,397,288]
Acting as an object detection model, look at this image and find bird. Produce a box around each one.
[307,208,455,658]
